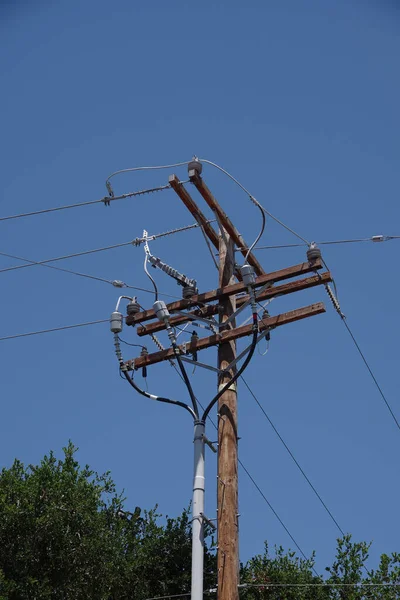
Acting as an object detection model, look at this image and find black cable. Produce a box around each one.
[202,314,259,422]
[172,344,199,419]
[237,458,319,576]
[241,377,346,537]
[341,318,400,432]
[123,370,195,419]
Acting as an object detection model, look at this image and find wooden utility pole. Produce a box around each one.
[217,227,239,600]
[123,168,329,600]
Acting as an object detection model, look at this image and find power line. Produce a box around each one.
[342,317,400,432]
[0,319,108,341]
[0,220,213,277]
[241,377,346,536]
[0,242,133,275]
[242,234,400,250]
[0,249,180,299]
[237,457,319,577]
[0,184,171,223]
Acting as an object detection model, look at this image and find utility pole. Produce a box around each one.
[217,228,239,600]
[115,160,330,600]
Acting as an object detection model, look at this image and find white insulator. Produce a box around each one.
[110,311,123,333]
[153,300,170,323]
[241,264,256,287]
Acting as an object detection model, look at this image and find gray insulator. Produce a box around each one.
[110,311,123,333]
[241,264,256,287]
[307,244,322,262]
[188,157,203,175]
[153,300,170,322]
[127,300,141,316]
[182,285,198,299]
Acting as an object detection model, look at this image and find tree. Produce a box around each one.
[0,444,398,599]
[0,442,216,599]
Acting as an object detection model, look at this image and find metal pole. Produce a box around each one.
[191,420,205,600]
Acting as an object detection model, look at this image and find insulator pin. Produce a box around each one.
[127,298,141,316]
[188,156,203,176]
[182,285,198,299]
[307,243,322,263]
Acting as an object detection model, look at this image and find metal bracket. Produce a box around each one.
[199,512,217,531]
[180,355,222,374]
[222,329,271,373]
[202,435,217,453]
[173,310,219,333]
[219,281,273,331]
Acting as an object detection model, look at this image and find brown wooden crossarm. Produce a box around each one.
[126,258,323,326]
[189,171,265,276]
[125,302,325,369]
[136,271,332,337]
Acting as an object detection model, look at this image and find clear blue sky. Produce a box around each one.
[1,0,399,575]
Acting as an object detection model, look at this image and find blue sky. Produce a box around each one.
[1,0,399,575]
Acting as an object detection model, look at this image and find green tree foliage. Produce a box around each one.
[240,535,400,600]
[0,442,216,599]
[0,444,399,599]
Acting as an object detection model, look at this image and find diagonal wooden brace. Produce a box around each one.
[189,171,265,276]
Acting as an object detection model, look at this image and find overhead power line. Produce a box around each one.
[342,318,400,432]
[0,319,108,342]
[0,220,214,277]
[0,184,171,223]
[241,377,346,537]
[241,234,400,250]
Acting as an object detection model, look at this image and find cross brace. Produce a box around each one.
[124,302,325,370]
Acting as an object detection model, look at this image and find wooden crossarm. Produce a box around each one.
[136,271,331,337]
[126,258,323,327]
[125,302,325,369]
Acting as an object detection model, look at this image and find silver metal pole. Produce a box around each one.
[191,420,205,600]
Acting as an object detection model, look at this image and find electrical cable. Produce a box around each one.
[0,242,133,275]
[247,234,400,250]
[341,318,400,432]
[0,185,170,223]
[241,377,346,537]
[172,343,199,418]
[318,260,400,433]
[123,370,196,419]
[0,250,124,287]
[202,313,259,422]
[237,458,319,576]
[144,253,159,301]
[199,158,309,245]
[0,319,108,342]
[106,162,192,184]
